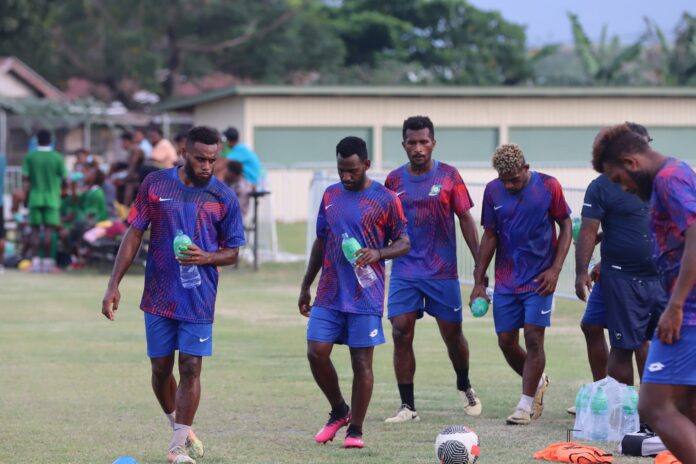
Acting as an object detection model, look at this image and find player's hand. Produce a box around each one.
[656,303,683,345]
[469,284,488,306]
[177,243,212,266]
[102,286,120,321]
[535,266,561,296]
[353,248,380,267]
[590,262,601,282]
[298,287,312,317]
[575,272,592,302]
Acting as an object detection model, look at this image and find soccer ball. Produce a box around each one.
[435,425,480,464]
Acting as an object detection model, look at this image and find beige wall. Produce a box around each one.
[194,98,245,140]
[0,73,35,98]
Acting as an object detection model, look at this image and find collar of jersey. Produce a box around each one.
[340,179,377,194]
[403,159,438,183]
[171,166,211,192]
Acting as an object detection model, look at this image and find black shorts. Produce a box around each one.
[601,268,666,350]
[0,206,5,239]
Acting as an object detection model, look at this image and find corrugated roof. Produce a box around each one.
[156,85,696,112]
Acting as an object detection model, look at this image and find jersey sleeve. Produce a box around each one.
[315,193,329,240]
[450,169,473,215]
[581,178,605,221]
[21,154,30,177]
[127,176,151,230]
[660,171,696,234]
[481,185,497,231]
[547,177,572,222]
[217,192,246,248]
[384,173,396,192]
[385,193,407,243]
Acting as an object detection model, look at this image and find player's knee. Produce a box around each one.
[497,334,516,352]
[392,324,414,345]
[638,391,663,424]
[178,357,201,380]
[306,346,327,365]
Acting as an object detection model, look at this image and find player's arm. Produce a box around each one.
[535,216,573,296]
[470,229,497,304]
[298,238,325,317]
[353,235,410,266]
[657,224,696,344]
[456,209,480,268]
[574,218,600,301]
[102,226,145,321]
[176,244,239,266]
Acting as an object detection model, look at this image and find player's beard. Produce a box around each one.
[186,161,212,187]
[627,169,654,201]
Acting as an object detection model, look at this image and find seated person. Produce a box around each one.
[224,160,253,217]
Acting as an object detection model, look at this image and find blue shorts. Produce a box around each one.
[492,292,554,334]
[387,277,463,323]
[307,306,385,348]
[642,326,696,385]
[581,282,607,326]
[144,312,213,358]
[601,269,666,350]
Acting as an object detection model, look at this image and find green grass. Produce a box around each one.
[276,222,307,255]
[0,264,646,463]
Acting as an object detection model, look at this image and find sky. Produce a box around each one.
[468,0,695,46]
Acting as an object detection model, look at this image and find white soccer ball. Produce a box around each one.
[435,425,480,464]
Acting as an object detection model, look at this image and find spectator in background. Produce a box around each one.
[174,131,187,156]
[22,129,67,272]
[0,149,6,273]
[224,160,253,217]
[133,128,153,159]
[73,148,89,173]
[148,126,179,169]
[222,127,266,189]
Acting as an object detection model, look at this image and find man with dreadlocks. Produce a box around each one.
[471,144,572,425]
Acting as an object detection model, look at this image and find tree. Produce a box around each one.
[567,12,648,85]
[649,13,696,85]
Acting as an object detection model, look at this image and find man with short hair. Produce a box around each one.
[383,115,482,423]
[298,136,409,448]
[101,126,245,464]
[223,127,266,188]
[592,123,696,463]
[22,129,67,272]
[575,122,663,391]
[148,126,179,169]
[133,128,153,158]
[471,144,572,425]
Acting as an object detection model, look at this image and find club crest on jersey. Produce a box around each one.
[428,184,442,196]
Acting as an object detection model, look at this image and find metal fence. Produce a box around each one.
[308,171,596,301]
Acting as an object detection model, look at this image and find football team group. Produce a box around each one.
[101,118,696,463]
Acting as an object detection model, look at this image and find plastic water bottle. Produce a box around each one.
[575,384,588,413]
[341,233,378,288]
[621,386,639,435]
[572,217,582,242]
[589,386,609,441]
[173,230,201,289]
[470,287,493,317]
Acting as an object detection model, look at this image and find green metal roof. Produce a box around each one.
[156,85,696,112]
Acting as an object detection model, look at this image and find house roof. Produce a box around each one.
[0,56,65,100]
[155,84,696,112]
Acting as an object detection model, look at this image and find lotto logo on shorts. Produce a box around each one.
[648,362,665,372]
[369,329,378,338]
[429,185,442,196]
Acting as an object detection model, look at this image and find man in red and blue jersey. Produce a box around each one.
[383,116,483,423]
[593,123,696,463]
[472,144,572,425]
[298,136,410,449]
[101,126,245,464]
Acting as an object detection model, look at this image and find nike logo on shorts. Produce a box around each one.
[541,308,552,315]
[199,336,210,342]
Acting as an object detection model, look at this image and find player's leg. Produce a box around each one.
[346,346,374,448]
[608,348,634,385]
[580,282,609,382]
[151,354,177,419]
[521,293,553,422]
[639,384,696,464]
[42,224,57,271]
[307,307,350,444]
[28,207,41,271]
[497,330,525,376]
[385,277,423,421]
[635,341,649,382]
[344,311,385,448]
[493,293,526,376]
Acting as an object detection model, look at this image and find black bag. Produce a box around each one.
[619,432,667,457]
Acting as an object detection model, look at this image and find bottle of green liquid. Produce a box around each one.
[341,233,377,288]
[173,230,201,289]
[470,288,493,318]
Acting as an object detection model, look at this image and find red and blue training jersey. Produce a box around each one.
[385,161,473,279]
[314,181,407,316]
[128,168,246,323]
[482,172,571,294]
[650,158,696,327]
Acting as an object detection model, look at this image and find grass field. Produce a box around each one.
[0,263,647,464]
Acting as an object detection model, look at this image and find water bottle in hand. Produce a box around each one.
[341,233,378,288]
[173,230,201,289]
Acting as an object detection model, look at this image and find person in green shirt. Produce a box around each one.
[22,129,67,272]
[80,166,108,223]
